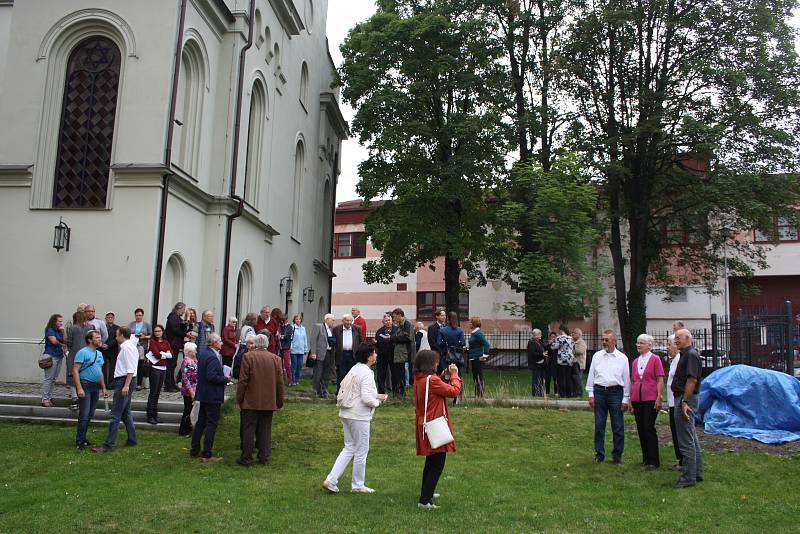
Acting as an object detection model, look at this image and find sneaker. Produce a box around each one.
[351,487,375,493]
[418,503,439,510]
[321,480,339,493]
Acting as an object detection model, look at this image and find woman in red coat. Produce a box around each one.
[413,349,462,509]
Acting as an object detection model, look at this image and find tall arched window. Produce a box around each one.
[52,36,121,208]
[236,261,253,320]
[244,80,267,205]
[299,62,309,109]
[292,140,304,239]
[173,40,205,176]
[321,178,331,259]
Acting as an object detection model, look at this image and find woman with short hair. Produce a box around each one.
[221,317,239,367]
[631,333,665,469]
[467,316,491,399]
[179,342,198,436]
[322,342,388,494]
[41,314,67,407]
[526,329,546,397]
[413,350,461,509]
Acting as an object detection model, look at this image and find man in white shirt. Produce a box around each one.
[93,326,138,452]
[586,329,631,464]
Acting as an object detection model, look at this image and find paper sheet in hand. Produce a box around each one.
[223,365,232,378]
[145,351,158,364]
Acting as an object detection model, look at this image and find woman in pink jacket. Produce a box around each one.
[631,334,665,469]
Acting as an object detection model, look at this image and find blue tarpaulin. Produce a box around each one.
[697,365,800,444]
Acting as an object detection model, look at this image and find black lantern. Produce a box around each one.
[303,285,315,303]
[280,276,294,296]
[53,217,71,252]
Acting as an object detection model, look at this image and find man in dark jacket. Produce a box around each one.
[333,314,363,389]
[427,309,446,357]
[526,329,546,396]
[164,302,188,392]
[102,312,120,386]
[191,333,228,462]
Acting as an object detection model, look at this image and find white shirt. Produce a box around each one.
[115,338,139,379]
[586,348,631,403]
[342,327,354,351]
[337,363,382,421]
[637,352,652,379]
[667,354,681,407]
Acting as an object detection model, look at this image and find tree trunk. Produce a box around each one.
[444,254,462,322]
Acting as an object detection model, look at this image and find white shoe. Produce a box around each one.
[351,486,375,493]
[433,493,440,498]
[418,502,439,510]
[321,480,339,493]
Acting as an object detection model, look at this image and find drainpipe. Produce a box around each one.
[220,0,256,322]
[151,0,188,323]
[327,151,339,311]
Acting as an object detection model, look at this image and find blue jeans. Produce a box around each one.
[531,366,545,396]
[103,376,138,449]
[291,353,304,384]
[593,386,625,461]
[76,380,101,445]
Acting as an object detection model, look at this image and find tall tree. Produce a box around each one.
[340,1,513,315]
[562,0,800,352]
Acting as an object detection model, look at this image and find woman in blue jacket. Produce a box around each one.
[467,316,491,399]
[290,315,308,386]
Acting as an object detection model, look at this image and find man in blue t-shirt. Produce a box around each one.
[72,330,108,449]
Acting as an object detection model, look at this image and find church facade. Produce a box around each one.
[0,0,347,381]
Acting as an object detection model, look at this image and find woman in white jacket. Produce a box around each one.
[322,342,388,493]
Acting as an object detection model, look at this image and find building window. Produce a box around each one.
[416,291,469,321]
[299,62,309,109]
[173,39,206,176]
[334,232,366,258]
[755,216,800,243]
[244,80,267,206]
[291,140,304,239]
[52,36,121,208]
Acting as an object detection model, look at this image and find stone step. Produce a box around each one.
[0,403,183,423]
[0,414,180,433]
[0,393,185,413]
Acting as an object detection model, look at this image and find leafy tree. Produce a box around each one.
[561,0,800,352]
[339,1,513,315]
[500,154,603,330]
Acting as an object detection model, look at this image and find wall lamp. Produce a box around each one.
[53,217,71,252]
[302,285,315,303]
[280,276,294,296]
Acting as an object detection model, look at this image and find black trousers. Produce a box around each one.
[419,453,447,505]
[376,353,392,394]
[633,400,660,467]
[556,364,573,397]
[240,409,274,464]
[147,368,166,419]
[571,363,583,397]
[544,360,556,395]
[179,395,193,436]
[668,406,684,464]
[336,351,355,390]
[471,359,485,398]
[191,402,221,457]
[390,362,405,396]
[165,355,179,391]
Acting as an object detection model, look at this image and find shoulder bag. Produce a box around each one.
[38,336,53,369]
[423,374,454,448]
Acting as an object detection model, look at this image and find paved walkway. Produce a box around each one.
[0,381,185,403]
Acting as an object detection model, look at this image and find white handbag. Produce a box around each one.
[423,374,454,448]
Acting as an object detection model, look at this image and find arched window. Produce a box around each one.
[321,178,332,259]
[306,0,315,31]
[254,10,264,48]
[52,36,121,208]
[236,261,253,320]
[161,253,185,320]
[173,40,205,176]
[265,27,272,63]
[292,140,304,239]
[244,80,267,205]
[273,43,281,72]
[299,62,309,109]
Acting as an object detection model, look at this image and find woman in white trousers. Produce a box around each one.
[322,342,387,493]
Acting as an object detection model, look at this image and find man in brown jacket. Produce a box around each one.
[236,333,284,467]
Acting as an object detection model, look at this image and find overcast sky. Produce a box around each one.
[326,3,800,204]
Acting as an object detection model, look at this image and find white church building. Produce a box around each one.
[0,0,347,381]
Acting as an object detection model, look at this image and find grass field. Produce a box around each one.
[1,392,799,533]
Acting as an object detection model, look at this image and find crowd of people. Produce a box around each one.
[39,301,704,503]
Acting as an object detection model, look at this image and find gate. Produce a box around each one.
[712,300,798,376]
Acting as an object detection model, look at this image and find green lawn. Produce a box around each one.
[1,399,798,533]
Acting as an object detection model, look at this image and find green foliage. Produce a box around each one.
[502,155,602,328]
[339,2,514,308]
